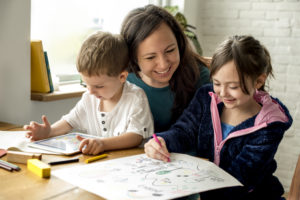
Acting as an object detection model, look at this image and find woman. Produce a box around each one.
[121,4,210,132]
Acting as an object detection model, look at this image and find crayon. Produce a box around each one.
[0,159,20,171]
[153,133,170,162]
[0,162,13,171]
[85,154,108,164]
[48,157,80,165]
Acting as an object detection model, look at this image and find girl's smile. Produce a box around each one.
[212,60,259,112]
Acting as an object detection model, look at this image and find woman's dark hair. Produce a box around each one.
[121,4,209,121]
[210,35,273,94]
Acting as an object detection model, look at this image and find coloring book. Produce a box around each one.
[53,153,242,200]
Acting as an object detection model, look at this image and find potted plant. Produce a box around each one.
[164,5,203,55]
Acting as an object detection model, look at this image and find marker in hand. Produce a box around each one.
[152,133,170,162]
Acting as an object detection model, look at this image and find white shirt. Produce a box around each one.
[62,81,154,138]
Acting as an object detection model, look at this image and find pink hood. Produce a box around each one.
[209,90,289,165]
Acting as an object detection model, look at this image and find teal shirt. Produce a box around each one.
[127,64,210,132]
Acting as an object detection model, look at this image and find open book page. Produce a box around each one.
[0,131,60,154]
[53,153,242,200]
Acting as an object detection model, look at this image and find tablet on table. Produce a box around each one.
[28,133,99,155]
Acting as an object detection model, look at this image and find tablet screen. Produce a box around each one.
[28,133,97,155]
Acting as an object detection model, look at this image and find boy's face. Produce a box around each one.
[80,71,128,101]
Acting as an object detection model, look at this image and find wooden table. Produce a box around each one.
[0,123,145,200]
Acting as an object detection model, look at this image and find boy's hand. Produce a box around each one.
[23,115,51,141]
[144,137,170,162]
[77,136,104,155]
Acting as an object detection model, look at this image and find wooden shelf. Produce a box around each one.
[0,122,22,130]
[31,84,86,101]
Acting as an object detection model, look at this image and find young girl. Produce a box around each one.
[144,35,293,200]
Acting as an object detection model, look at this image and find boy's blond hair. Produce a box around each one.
[77,31,129,76]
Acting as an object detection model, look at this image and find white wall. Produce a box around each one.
[184,0,300,192]
[0,0,79,126]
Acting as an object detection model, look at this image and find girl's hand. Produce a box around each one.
[144,137,170,162]
[23,115,51,141]
[77,136,104,155]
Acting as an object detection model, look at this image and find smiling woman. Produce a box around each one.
[31,0,151,84]
[121,4,211,132]
[136,23,180,88]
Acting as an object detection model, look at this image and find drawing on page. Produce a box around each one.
[52,153,242,200]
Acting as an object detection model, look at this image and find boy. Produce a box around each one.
[24,31,154,155]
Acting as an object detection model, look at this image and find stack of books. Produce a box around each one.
[31,40,54,93]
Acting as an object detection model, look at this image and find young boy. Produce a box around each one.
[24,31,154,155]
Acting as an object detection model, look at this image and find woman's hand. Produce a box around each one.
[144,137,170,162]
[23,115,51,141]
[77,136,104,155]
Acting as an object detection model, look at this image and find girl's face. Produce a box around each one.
[212,60,258,111]
[80,71,127,102]
[136,22,180,88]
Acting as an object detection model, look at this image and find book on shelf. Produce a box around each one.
[44,51,54,93]
[31,40,50,93]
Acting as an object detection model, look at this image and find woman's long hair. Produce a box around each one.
[121,4,209,121]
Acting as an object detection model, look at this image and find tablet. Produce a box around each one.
[28,133,99,155]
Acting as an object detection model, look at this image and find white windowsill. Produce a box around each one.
[31,84,86,101]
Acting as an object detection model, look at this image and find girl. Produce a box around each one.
[121,5,210,132]
[144,35,293,200]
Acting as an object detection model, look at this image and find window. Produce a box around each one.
[31,0,152,84]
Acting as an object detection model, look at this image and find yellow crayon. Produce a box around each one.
[84,154,108,164]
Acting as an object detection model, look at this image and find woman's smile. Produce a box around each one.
[155,66,171,74]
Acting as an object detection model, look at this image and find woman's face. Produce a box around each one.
[136,22,180,88]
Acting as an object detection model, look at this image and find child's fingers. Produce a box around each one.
[84,140,102,155]
[42,115,50,127]
[144,139,170,162]
[88,139,104,155]
[79,139,89,152]
[157,137,170,157]
[156,152,170,162]
[23,124,30,130]
[23,125,35,139]
[25,131,32,138]
[76,135,85,141]
[90,142,101,155]
[149,138,170,158]
[145,146,169,162]
[29,121,39,129]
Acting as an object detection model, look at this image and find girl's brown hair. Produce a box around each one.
[210,35,273,94]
